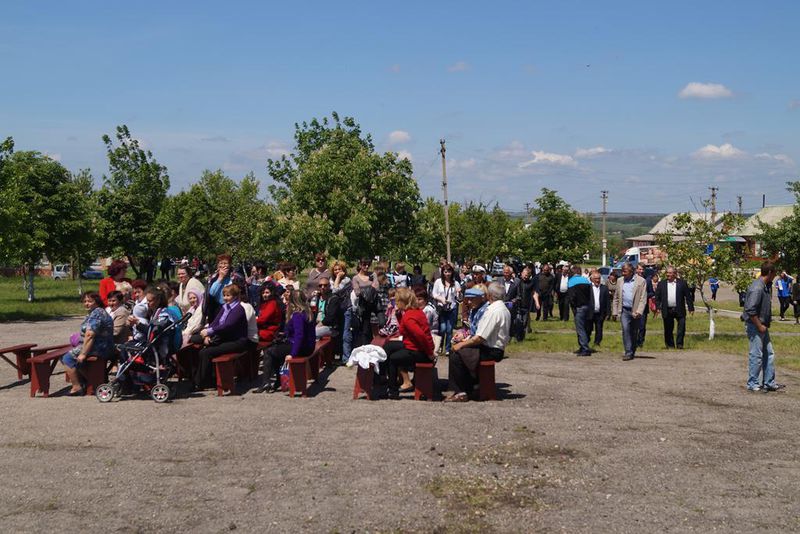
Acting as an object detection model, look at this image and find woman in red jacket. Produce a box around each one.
[384,287,435,399]
[99,260,128,306]
[256,281,283,344]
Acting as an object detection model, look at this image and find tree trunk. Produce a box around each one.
[698,283,714,340]
[27,265,35,302]
[126,254,140,278]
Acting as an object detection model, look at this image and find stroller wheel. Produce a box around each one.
[151,384,170,403]
[96,383,115,403]
[111,382,121,398]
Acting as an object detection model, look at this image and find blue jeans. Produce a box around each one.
[746,322,776,389]
[439,307,458,353]
[620,308,640,357]
[574,305,590,353]
[342,308,353,363]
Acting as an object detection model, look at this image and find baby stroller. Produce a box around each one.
[95,311,191,403]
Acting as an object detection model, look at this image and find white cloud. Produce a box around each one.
[575,146,611,158]
[755,152,795,165]
[494,140,527,160]
[388,130,411,145]
[396,150,413,162]
[447,61,470,73]
[678,82,733,99]
[692,143,745,159]
[519,150,577,167]
[451,158,477,169]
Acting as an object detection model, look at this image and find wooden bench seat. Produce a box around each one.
[414,362,436,401]
[27,349,67,397]
[0,343,37,380]
[286,337,332,398]
[211,352,245,397]
[478,360,497,401]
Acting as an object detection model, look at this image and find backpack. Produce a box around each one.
[322,281,352,327]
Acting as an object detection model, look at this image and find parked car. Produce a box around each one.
[80,268,104,280]
[51,264,70,281]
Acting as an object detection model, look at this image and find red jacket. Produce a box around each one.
[399,308,434,357]
[99,277,117,307]
[257,299,282,343]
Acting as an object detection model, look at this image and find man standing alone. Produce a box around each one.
[655,266,693,349]
[742,262,784,392]
[612,263,647,361]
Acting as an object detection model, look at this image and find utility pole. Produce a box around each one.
[524,202,531,225]
[601,190,609,266]
[709,186,718,224]
[737,195,743,216]
[440,139,452,264]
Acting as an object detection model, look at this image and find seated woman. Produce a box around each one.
[256,281,283,345]
[192,284,249,389]
[62,292,115,395]
[181,288,205,347]
[384,287,435,399]
[256,289,316,393]
[105,290,131,344]
[277,262,301,291]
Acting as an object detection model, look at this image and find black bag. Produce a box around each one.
[322,282,352,327]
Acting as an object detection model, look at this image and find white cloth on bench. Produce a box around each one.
[347,344,388,374]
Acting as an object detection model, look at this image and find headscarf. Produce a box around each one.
[186,287,204,312]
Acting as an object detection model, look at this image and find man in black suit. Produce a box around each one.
[587,269,609,347]
[655,266,694,349]
[554,264,571,321]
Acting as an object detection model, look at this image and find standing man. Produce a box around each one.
[635,264,655,347]
[535,263,555,321]
[606,271,619,321]
[305,252,331,298]
[555,264,571,321]
[612,263,647,361]
[655,266,694,349]
[587,269,609,348]
[567,266,592,356]
[775,271,793,321]
[742,262,784,392]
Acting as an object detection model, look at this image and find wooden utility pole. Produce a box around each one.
[737,195,743,216]
[709,186,718,224]
[524,202,531,225]
[601,190,609,266]
[440,139,452,264]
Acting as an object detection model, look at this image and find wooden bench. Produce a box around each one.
[26,344,72,397]
[352,363,376,400]
[0,343,37,380]
[212,352,245,396]
[83,356,108,396]
[414,362,436,401]
[286,337,332,397]
[478,360,497,401]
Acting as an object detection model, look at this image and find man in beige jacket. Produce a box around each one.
[612,263,648,361]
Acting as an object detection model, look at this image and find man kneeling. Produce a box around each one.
[445,282,511,402]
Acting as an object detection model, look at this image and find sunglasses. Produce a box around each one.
[318,283,330,287]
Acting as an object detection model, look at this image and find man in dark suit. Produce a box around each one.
[655,266,694,349]
[586,269,610,347]
[554,264,571,321]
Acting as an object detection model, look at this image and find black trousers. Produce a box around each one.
[587,312,605,345]
[662,308,686,348]
[779,296,791,318]
[537,294,553,320]
[557,293,570,321]
[448,346,503,395]
[637,310,649,347]
[385,340,429,393]
[194,338,249,387]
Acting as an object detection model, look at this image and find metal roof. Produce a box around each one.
[736,205,794,236]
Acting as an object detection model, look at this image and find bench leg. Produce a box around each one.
[353,365,375,400]
[29,361,51,397]
[309,353,320,380]
[14,350,31,379]
[414,363,435,401]
[479,361,497,401]
[215,360,237,396]
[83,359,107,396]
[288,359,308,397]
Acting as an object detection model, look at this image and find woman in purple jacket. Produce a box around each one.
[193,284,249,389]
[255,288,316,393]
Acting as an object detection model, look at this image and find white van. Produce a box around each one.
[52,264,70,280]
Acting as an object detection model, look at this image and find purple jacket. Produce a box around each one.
[207,301,247,342]
[287,311,316,357]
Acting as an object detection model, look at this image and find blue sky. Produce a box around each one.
[2,1,798,213]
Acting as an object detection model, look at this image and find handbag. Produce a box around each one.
[279,363,290,392]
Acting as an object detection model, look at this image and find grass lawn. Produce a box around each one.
[0,277,99,322]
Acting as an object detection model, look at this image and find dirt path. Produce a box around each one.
[1,319,799,533]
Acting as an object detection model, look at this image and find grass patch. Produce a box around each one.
[0,277,99,321]
[427,473,541,514]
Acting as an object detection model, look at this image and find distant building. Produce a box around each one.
[627,212,724,247]
[734,205,794,257]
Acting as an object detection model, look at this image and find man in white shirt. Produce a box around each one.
[654,266,694,349]
[587,270,609,348]
[445,282,510,402]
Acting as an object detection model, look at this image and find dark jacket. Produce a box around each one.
[655,279,695,318]
[567,276,592,310]
[554,273,570,296]
[741,278,772,328]
[588,283,609,319]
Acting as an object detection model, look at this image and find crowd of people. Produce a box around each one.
[61,253,790,398]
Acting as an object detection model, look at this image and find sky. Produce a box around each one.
[1,1,798,214]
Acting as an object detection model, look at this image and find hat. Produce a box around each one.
[464,287,485,298]
[472,264,486,273]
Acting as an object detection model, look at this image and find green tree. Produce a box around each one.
[268,112,422,262]
[517,188,593,264]
[96,125,170,276]
[655,212,745,339]
[0,151,94,301]
[758,181,800,273]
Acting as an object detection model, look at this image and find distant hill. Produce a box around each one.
[508,211,664,240]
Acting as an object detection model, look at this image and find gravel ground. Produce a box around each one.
[1,318,799,533]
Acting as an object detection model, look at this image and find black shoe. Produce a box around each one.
[576,351,592,357]
[622,354,634,361]
[763,383,786,392]
[387,390,400,400]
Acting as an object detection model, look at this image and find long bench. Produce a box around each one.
[287,337,332,397]
[26,344,72,397]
